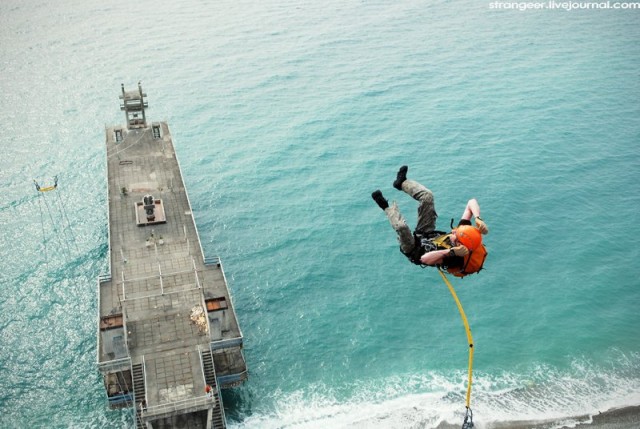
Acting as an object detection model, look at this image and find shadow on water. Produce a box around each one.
[221,386,259,423]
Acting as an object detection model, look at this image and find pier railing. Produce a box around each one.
[210,337,243,351]
[97,356,132,373]
[118,264,207,302]
[204,256,220,266]
[141,395,215,420]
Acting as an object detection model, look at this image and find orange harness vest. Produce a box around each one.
[432,233,488,277]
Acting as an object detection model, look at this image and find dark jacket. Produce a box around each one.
[402,219,473,268]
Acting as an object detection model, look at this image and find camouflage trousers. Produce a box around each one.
[383,180,437,255]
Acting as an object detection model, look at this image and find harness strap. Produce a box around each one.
[431,233,452,248]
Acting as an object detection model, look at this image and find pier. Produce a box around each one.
[97,83,247,428]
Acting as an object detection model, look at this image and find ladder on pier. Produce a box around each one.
[201,350,226,429]
[132,363,146,429]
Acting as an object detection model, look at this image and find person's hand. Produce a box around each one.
[450,245,469,257]
[475,218,489,235]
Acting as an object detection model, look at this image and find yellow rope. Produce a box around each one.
[438,269,474,409]
[37,185,57,192]
[33,178,57,192]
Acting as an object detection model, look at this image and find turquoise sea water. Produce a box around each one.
[1,0,639,427]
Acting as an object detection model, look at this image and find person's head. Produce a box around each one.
[451,225,482,251]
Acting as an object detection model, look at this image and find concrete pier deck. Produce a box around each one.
[97,84,246,429]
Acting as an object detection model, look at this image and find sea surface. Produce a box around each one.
[1,0,639,428]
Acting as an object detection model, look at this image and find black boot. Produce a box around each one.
[393,165,408,190]
[371,190,389,210]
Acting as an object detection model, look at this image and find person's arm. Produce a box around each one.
[461,198,488,234]
[461,198,481,220]
[420,249,449,265]
[420,246,469,265]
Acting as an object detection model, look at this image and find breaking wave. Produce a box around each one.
[229,351,640,429]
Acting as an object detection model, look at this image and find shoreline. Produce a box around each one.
[585,405,640,428]
[490,405,640,429]
[435,405,640,429]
